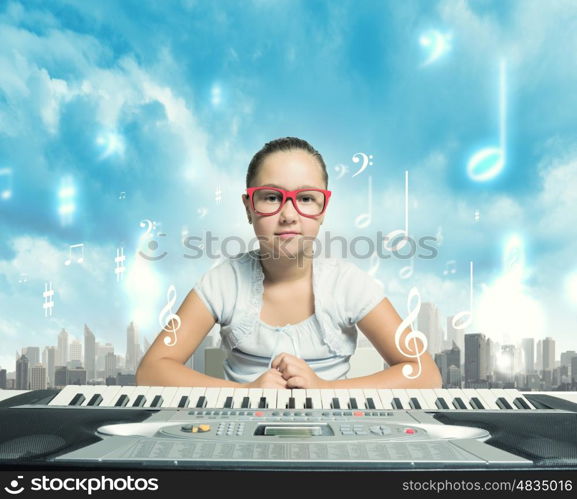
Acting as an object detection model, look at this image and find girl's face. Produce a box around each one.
[242,149,327,261]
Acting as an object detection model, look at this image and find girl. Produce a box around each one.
[136,137,442,389]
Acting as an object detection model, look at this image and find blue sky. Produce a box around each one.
[1,0,576,371]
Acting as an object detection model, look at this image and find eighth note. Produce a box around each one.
[452,261,474,331]
[443,260,457,276]
[64,243,84,266]
[159,285,182,347]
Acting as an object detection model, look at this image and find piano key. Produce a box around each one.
[364,389,383,409]
[453,397,468,409]
[99,385,123,407]
[447,388,474,409]
[469,397,485,410]
[69,393,86,406]
[491,388,519,410]
[187,387,207,408]
[496,397,513,410]
[334,389,350,410]
[475,389,501,410]
[376,389,394,410]
[109,387,135,407]
[195,395,206,408]
[392,397,403,409]
[150,395,163,408]
[258,397,267,409]
[276,389,292,409]
[87,393,103,406]
[433,389,459,410]
[305,389,323,409]
[409,397,422,410]
[247,388,264,409]
[348,398,358,409]
[292,389,307,409]
[320,389,336,410]
[348,389,366,410]
[75,385,99,407]
[288,397,296,409]
[140,387,165,408]
[241,397,251,408]
[128,386,151,408]
[305,397,314,409]
[504,388,535,409]
[216,388,235,409]
[177,395,190,408]
[47,385,85,406]
[203,387,221,408]
[167,387,196,408]
[262,388,278,409]
[418,389,440,410]
[114,394,129,407]
[232,388,248,409]
[404,389,425,410]
[391,389,411,410]
[331,397,340,409]
[365,398,376,409]
[435,398,450,410]
[157,387,179,408]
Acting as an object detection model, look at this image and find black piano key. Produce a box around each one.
[496,397,513,410]
[258,397,268,409]
[366,397,376,410]
[241,396,250,408]
[114,394,129,407]
[348,398,358,409]
[87,394,103,406]
[513,397,531,410]
[305,397,314,409]
[69,393,85,406]
[151,395,163,408]
[435,398,449,410]
[392,397,403,409]
[470,397,485,410]
[288,397,296,409]
[178,396,190,408]
[331,397,341,409]
[195,396,206,408]
[452,397,467,410]
[409,397,422,410]
[133,395,146,407]
[224,396,233,408]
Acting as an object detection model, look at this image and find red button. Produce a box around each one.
[254,411,264,417]
[353,411,365,417]
[404,428,416,435]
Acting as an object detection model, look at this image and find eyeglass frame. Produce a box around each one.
[245,186,332,218]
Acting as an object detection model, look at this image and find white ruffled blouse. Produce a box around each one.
[193,249,386,384]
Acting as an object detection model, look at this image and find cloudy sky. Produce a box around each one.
[1,0,576,372]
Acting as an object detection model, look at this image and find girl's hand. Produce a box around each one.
[245,368,288,389]
[271,352,328,389]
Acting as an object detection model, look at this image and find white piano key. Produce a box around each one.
[320,388,336,409]
[216,387,235,408]
[474,388,500,410]
[333,389,350,410]
[189,387,207,407]
[247,388,263,408]
[48,385,85,406]
[376,389,395,409]
[232,388,248,409]
[262,388,279,409]
[491,388,519,409]
[167,387,195,408]
[391,389,411,410]
[346,389,366,410]
[140,386,166,408]
[446,388,473,409]
[504,388,535,409]
[416,389,439,410]
[276,389,292,409]
[110,386,137,407]
[305,389,323,409]
[76,385,98,406]
[128,386,153,407]
[203,387,221,408]
[100,385,123,407]
[363,389,383,409]
[291,389,307,409]
[432,388,457,410]
[404,388,426,409]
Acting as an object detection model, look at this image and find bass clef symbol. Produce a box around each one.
[394,287,428,379]
[159,285,181,347]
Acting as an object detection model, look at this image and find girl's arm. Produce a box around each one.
[135,289,243,388]
[322,298,443,389]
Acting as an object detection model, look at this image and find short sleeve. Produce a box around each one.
[339,261,387,327]
[192,259,237,324]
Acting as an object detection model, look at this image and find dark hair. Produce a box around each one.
[246,137,329,189]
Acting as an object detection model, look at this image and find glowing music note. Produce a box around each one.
[467,59,507,182]
[115,247,126,282]
[394,287,428,379]
[452,261,474,330]
[0,168,13,200]
[435,226,444,247]
[64,243,84,266]
[443,260,457,276]
[18,273,28,284]
[354,175,372,228]
[118,191,126,200]
[474,209,480,223]
[503,235,524,280]
[367,251,385,289]
[351,153,373,177]
[159,285,181,346]
[215,184,222,204]
[333,163,349,179]
[140,219,156,238]
[399,259,414,280]
[197,207,208,218]
[383,171,409,251]
[419,30,452,67]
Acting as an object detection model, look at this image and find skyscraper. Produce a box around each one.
[16,354,29,390]
[43,346,56,387]
[418,302,443,356]
[464,333,488,387]
[521,338,535,374]
[30,364,47,390]
[57,328,69,367]
[542,337,555,372]
[84,324,96,381]
[125,322,140,372]
[69,338,82,366]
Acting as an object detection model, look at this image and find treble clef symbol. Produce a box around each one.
[159,285,181,346]
[394,287,429,379]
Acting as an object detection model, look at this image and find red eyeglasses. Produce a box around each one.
[246,187,332,218]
